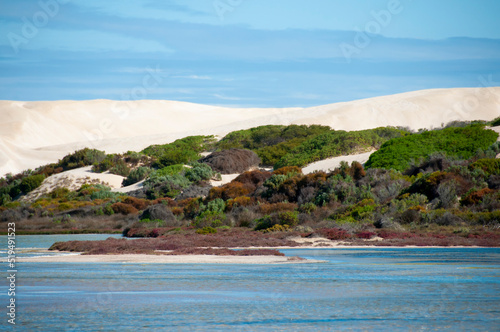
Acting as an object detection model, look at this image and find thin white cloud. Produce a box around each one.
[213,94,243,101]
[173,75,212,80]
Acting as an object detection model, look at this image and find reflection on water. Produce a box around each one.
[0,236,498,331]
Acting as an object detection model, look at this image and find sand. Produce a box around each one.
[18,253,324,264]
[2,87,499,177]
[302,150,375,174]
[21,166,125,201]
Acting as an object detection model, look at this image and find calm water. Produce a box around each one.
[1,235,499,331]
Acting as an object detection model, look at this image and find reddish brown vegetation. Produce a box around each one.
[273,166,302,175]
[122,197,150,210]
[111,203,138,215]
[318,228,352,240]
[49,228,300,254]
[258,202,297,214]
[461,188,495,206]
[208,182,253,200]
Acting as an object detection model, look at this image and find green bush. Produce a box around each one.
[365,125,499,172]
[275,127,408,169]
[109,159,130,177]
[122,167,152,186]
[19,174,45,194]
[470,159,500,176]
[142,136,215,168]
[216,124,332,166]
[254,215,274,231]
[276,211,299,227]
[185,163,214,182]
[196,226,218,234]
[490,116,500,127]
[60,148,106,170]
[144,173,191,199]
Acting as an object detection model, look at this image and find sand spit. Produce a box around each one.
[18,253,324,264]
[2,87,499,176]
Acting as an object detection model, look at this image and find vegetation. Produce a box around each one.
[1,122,499,248]
[365,125,498,171]
[274,127,409,168]
[142,135,215,168]
[216,125,331,165]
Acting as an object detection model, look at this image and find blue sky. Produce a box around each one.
[0,0,499,107]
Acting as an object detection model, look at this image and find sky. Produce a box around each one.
[0,0,499,107]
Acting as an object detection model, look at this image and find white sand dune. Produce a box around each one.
[1,87,499,177]
[21,166,125,201]
[302,150,375,174]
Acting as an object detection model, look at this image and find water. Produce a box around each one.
[1,235,499,331]
[0,234,123,258]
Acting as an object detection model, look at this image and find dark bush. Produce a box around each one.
[139,204,178,225]
[19,174,45,194]
[199,149,261,174]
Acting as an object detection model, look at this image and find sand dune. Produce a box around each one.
[1,87,499,176]
[302,150,375,174]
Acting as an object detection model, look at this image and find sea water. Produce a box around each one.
[1,235,499,331]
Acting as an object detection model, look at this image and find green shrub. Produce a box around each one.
[185,163,214,182]
[156,164,186,176]
[196,226,218,234]
[366,125,499,171]
[276,211,299,227]
[60,148,106,170]
[254,215,275,231]
[19,174,45,194]
[490,116,500,127]
[275,127,408,169]
[216,124,332,166]
[122,167,152,186]
[144,172,191,198]
[470,159,500,176]
[142,136,215,168]
[109,159,130,177]
[193,211,226,228]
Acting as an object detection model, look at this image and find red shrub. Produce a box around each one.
[356,231,376,239]
[273,166,302,176]
[111,202,138,215]
[171,207,184,216]
[461,188,495,206]
[152,197,177,207]
[208,182,253,200]
[318,228,352,240]
[122,197,150,210]
[234,170,272,188]
[258,202,297,214]
[226,196,254,210]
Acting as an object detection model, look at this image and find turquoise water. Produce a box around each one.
[1,235,500,331]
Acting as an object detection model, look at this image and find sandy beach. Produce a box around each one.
[18,253,325,264]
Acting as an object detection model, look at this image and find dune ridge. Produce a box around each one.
[1,87,499,176]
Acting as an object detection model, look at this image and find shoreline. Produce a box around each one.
[17,253,325,264]
[15,243,496,264]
